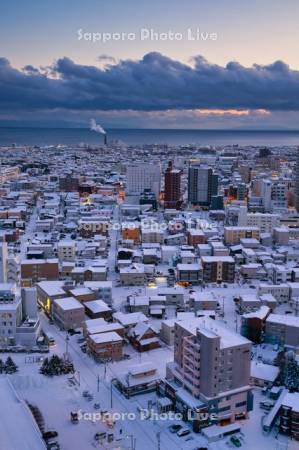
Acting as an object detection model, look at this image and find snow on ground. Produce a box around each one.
[3,307,297,450]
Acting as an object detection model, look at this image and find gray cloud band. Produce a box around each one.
[1,53,299,112]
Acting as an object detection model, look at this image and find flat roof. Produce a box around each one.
[266,313,299,327]
[201,256,234,263]
[54,296,83,311]
[84,300,111,313]
[113,311,148,326]
[36,281,65,296]
[176,317,251,348]
[177,263,202,270]
[250,361,279,382]
[89,331,122,344]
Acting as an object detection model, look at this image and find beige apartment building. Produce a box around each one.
[52,296,85,330]
[57,240,76,262]
[165,317,253,426]
[119,265,146,286]
[224,226,260,245]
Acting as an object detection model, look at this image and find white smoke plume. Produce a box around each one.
[90,118,106,134]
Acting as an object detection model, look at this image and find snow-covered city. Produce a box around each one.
[0,141,298,450]
[2,1,299,449]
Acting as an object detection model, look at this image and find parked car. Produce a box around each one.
[230,436,242,447]
[82,390,90,397]
[177,428,191,437]
[68,329,81,336]
[168,424,182,433]
[259,400,274,410]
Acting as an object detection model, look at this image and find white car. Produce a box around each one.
[177,427,191,437]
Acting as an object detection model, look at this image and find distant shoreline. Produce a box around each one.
[0,127,299,147]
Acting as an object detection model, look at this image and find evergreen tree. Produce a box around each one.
[282,351,299,392]
[4,356,18,374]
[40,354,74,376]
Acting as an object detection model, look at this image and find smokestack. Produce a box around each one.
[104,134,107,145]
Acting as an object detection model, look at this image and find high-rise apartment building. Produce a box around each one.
[164,161,181,209]
[295,148,299,212]
[0,242,8,283]
[188,165,218,207]
[166,317,253,425]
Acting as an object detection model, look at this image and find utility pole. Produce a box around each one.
[65,333,70,360]
[110,379,113,408]
[156,431,161,450]
[97,374,100,392]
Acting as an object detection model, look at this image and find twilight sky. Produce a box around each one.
[1,0,299,129]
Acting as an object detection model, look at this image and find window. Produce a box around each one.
[236,401,247,407]
[218,405,231,412]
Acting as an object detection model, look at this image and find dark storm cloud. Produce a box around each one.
[1,52,299,112]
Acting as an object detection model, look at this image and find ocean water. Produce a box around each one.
[0,127,299,147]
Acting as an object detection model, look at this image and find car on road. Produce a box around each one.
[82,390,90,397]
[68,329,81,336]
[168,424,182,433]
[230,436,242,447]
[177,427,191,437]
[260,400,274,410]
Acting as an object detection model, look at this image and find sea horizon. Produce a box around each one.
[1,126,299,147]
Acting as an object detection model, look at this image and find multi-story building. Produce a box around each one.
[279,392,299,441]
[188,165,218,207]
[201,256,235,283]
[0,284,40,347]
[265,314,299,348]
[87,331,123,361]
[164,161,182,209]
[139,189,157,210]
[224,226,260,245]
[0,166,19,184]
[187,229,206,246]
[84,281,113,306]
[241,306,270,343]
[165,318,253,426]
[0,284,21,345]
[119,264,146,286]
[246,213,280,234]
[126,163,161,199]
[0,241,8,283]
[176,263,203,285]
[258,283,290,304]
[295,148,299,212]
[36,280,66,314]
[52,296,85,331]
[59,173,79,192]
[262,179,288,212]
[57,240,76,262]
[21,258,59,284]
[141,229,164,244]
